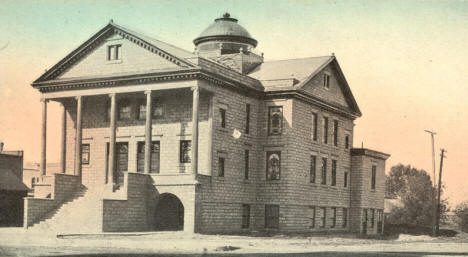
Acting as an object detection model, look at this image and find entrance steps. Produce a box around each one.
[29,187,104,234]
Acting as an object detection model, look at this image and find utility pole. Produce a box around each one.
[435,148,446,236]
[424,130,437,237]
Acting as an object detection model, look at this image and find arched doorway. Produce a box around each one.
[154,193,184,231]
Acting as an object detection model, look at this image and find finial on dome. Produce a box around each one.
[223,12,230,18]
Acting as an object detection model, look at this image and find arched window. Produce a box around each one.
[268,106,283,135]
[266,151,281,180]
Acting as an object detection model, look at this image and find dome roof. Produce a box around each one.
[193,13,257,47]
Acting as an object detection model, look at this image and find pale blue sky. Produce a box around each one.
[0,0,467,205]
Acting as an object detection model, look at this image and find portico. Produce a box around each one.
[38,79,210,189]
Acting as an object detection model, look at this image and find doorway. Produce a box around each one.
[154,193,184,231]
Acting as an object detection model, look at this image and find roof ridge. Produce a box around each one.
[111,22,195,57]
[263,55,333,63]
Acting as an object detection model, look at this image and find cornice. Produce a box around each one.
[265,90,360,120]
[35,70,200,93]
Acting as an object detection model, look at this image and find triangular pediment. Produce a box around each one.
[298,58,361,116]
[33,22,196,84]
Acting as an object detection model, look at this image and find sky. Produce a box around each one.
[0,0,467,206]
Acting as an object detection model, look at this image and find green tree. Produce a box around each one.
[385,164,449,226]
[454,202,468,232]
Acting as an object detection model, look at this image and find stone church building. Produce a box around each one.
[25,13,389,234]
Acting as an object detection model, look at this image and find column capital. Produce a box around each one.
[191,86,199,92]
[75,95,82,101]
[144,90,152,95]
[40,98,49,103]
[109,93,116,98]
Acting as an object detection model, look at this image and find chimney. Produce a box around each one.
[0,142,3,152]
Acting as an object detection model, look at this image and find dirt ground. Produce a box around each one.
[1,228,468,257]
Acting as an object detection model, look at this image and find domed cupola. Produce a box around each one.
[194,13,263,74]
[194,13,257,54]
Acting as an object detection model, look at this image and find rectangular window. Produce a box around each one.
[371,165,377,189]
[118,99,131,120]
[136,141,160,173]
[245,104,250,134]
[345,135,350,149]
[266,151,281,180]
[137,99,147,120]
[107,44,121,61]
[310,155,316,183]
[321,207,326,228]
[344,172,348,188]
[309,206,316,228]
[323,73,330,89]
[312,112,318,141]
[265,205,280,229]
[152,102,163,119]
[137,98,163,120]
[343,208,348,228]
[81,144,90,165]
[321,158,327,185]
[180,140,191,163]
[370,209,375,228]
[244,150,249,180]
[331,207,337,228]
[219,108,226,128]
[331,160,337,186]
[218,157,225,177]
[333,120,338,146]
[242,204,250,229]
[115,142,128,185]
[323,117,328,144]
[105,99,111,122]
[268,106,283,135]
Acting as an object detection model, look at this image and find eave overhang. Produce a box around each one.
[265,89,362,120]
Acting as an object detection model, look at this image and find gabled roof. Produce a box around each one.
[249,56,361,116]
[249,56,333,85]
[32,21,198,85]
[31,21,361,117]
[0,170,29,191]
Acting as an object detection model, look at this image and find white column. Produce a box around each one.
[144,90,153,174]
[40,99,47,176]
[108,93,116,184]
[74,96,82,181]
[191,86,199,178]
[60,103,66,173]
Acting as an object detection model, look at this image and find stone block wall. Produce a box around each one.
[24,173,80,227]
[102,172,156,232]
[350,149,389,234]
[196,80,261,233]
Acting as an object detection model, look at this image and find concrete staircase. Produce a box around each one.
[29,187,104,234]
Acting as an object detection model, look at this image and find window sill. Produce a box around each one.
[107,59,123,64]
[268,134,283,137]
